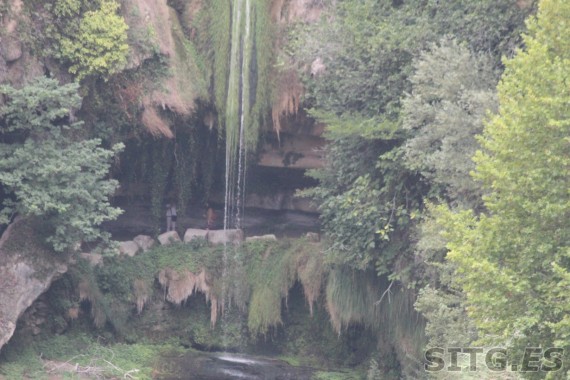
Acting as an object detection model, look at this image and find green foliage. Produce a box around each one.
[59,1,129,80]
[295,0,532,274]
[0,77,123,252]
[0,331,173,379]
[292,3,534,375]
[302,139,421,272]
[246,240,300,335]
[296,0,532,119]
[412,206,477,350]
[73,238,329,341]
[402,37,497,207]
[0,346,45,379]
[325,268,383,332]
[437,0,570,375]
[26,0,128,81]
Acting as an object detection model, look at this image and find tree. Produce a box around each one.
[402,37,497,207]
[0,77,124,252]
[295,0,532,273]
[440,0,570,373]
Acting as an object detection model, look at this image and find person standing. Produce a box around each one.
[205,203,216,230]
[166,203,177,232]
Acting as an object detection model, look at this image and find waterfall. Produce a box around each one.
[220,0,256,346]
[223,0,253,232]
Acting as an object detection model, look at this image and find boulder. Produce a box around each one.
[118,241,140,257]
[158,231,181,245]
[133,235,155,252]
[207,229,243,245]
[184,229,208,243]
[245,234,277,242]
[79,253,104,267]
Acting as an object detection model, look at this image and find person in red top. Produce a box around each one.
[205,203,216,230]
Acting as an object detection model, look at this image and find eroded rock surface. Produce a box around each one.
[0,218,68,351]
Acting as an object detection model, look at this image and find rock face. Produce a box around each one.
[158,231,181,245]
[258,133,324,170]
[207,229,243,245]
[0,0,44,87]
[184,229,208,243]
[0,218,68,351]
[133,235,155,252]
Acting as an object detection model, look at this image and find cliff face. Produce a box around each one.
[0,219,67,351]
[0,0,44,87]
[0,0,326,349]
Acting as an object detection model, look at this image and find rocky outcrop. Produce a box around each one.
[207,229,243,246]
[0,218,68,351]
[121,0,206,138]
[133,235,155,252]
[184,228,208,243]
[118,241,140,257]
[158,231,181,245]
[0,0,44,87]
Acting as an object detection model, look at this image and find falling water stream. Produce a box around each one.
[221,0,253,351]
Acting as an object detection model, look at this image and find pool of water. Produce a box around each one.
[156,351,314,380]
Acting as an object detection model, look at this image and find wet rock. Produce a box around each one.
[118,241,140,257]
[158,231,181,245]
[207,229,243,245]
[246,234,277,242]
[133,234,155,252]
[183,228,208,243]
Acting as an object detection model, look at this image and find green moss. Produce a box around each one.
[0,330,181,379]
[169,7,208,103]
[0,346,44,379]
[246,239,299,334]
[205,0,275,146]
